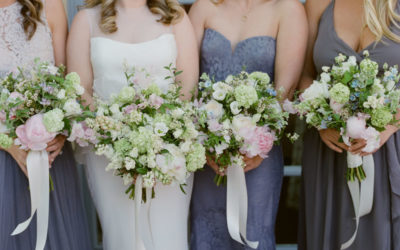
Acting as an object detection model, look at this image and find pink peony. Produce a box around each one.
[330,99,344,114]
[346,115,367,139]
[15,114,56,150]
[255,127,275,158]
[149,94,164,109]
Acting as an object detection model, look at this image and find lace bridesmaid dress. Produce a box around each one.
[190,28,284,250]
[299,1,400,249]
[0,2,92,249]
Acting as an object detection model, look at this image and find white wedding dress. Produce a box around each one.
[80,7,193,250]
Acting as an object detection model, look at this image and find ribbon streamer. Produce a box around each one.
[341,153,374,249]
[135,176,155,250]
[226,164,259,249]
[11,150,50,250]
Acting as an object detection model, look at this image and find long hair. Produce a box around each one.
[17,0,43,40]
[364,0,400,42]
[84,0,185,34]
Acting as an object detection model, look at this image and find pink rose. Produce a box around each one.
[330,100,344,114]
[149,94,164,109]
[15,114,56,150]
[123,104,137,114]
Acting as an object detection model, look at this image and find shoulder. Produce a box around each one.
[189,0,218,21]
[304,0,331,21]
[43,0,66,26]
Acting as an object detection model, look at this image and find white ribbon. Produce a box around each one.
[11,150,50,250]
[226,164,259,249]
[134,176,155,250]
[341,153,374,249]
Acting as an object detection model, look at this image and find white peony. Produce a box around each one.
[301,81,329,101]
[232,115,256,139]
[204,99,224,120]
[230,101,241,115]
[156,144,187,184]
[63,99,82,116]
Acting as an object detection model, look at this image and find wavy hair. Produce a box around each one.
[17,0,44,40]
[84,0,184,34]
[364,0,400,43]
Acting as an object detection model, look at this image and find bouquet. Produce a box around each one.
[195,71,292,248]
[196,71,292,185]
[0,59,93,250]
[88,65,206,200]
[285,52,400,182]
[285,51,400,249]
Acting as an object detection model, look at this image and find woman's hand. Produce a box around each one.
[6,145,28,177]
[46,135,66,165]
[319,128,349,153]
[243,155,263,173]
[206,156,226,176]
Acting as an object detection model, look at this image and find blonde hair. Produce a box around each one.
[364,0,400,43]
[84,0,185,34]
[17,0,44,40]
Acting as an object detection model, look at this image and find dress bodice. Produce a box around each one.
[313,0,400,74]
[200,28,276,81]
[90,34,177,100]
[0,1,54,77]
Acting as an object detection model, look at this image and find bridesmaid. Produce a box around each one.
[189,0,307,249]
[299,0,400,249]
[0,0,92,249]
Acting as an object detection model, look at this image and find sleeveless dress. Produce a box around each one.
[299,1,400,250]
[0,2,92,250]
[81,8,193,250]
[190,28,284,250]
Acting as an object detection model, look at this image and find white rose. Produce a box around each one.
[154,122,169,136]
[122,174,134,185]
[204,99,224,120]
[301,81,329,101]
[171,108,184,119]
[230,101,241,115]
[57,89,66,99]
[213,89,227,101]
[63,99,82,116]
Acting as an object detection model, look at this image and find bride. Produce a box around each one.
[66,0,198,249]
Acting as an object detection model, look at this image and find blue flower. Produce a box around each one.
[392,68,398,75]
[354,92,360,97]
[320,120,327,129]
[204,80,212,88]
[267,88,277,96]
[327,116,333,121]
[350,95,356,101]
[351,80,359,88]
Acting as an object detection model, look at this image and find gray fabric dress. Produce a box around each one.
[190,28,284,250]
[299,1,400,250]
[0,2,92,249]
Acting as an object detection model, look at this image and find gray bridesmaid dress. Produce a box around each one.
[190,28,284,250]
[299,1,400,250]
[0,2,92,249]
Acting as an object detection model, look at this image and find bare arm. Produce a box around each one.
[173,13,199,100]
[46,0,68,66]
[188,0,209,50]
[298,0,330,91]
[274,0,308,100]
[67,10,95,109]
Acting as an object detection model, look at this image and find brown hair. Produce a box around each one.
[17,0,44,40]
[84,0,185,34]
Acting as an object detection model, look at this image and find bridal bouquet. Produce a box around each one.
[285,51,400,249]
[196,71,290,185]
[88,65,206,200]
[0,59,94,250]
[195,71,290,248]
[285,52,400,182]
[0,60,95,150]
